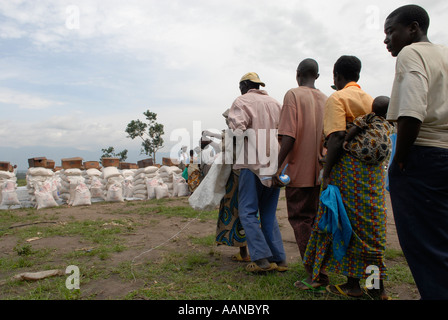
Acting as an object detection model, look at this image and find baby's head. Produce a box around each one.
[372,96,390,118]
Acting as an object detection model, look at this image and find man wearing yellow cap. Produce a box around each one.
[227,72,287,273]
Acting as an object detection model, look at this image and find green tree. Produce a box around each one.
[100,147,128,162]
[125,110,164,161]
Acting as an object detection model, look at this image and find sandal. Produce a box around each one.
[362,286,392,300]
[294,279,327,292]
[231,253,251,262]
[276,264,289,272]
[326,284,364,298]
[245,262,278,273]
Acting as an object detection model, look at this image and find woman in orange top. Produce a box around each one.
[302,56,390,300]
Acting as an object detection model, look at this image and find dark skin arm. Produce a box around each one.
[342,125,362,150]
[322,130,346,190]
[272,135,295,187]
[394,116,422,170]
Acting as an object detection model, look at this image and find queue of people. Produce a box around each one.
[188,4,447,300]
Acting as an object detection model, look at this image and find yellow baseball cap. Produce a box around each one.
[240,72,265,87]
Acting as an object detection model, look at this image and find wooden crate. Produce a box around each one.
[61,157,83,169]
[162,157,179,167]
[102,157,120,168]
[84,161,100,169]
[45,159,55,169]
[137,158,154,168]
[28,157,47,168]
[0,161,10,172]
[119,162,138,170]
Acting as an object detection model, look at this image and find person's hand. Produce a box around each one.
[271,167,285,188]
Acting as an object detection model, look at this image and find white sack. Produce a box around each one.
[188,159,231,211]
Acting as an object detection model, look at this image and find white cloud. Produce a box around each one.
[0,0,446,161]
[0,87,64,110]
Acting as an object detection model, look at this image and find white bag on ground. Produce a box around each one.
[188,159,231,211]
[146,177,161,200]
[1,180,20,206]
[123,178,134,198]
[72,182,91,207]
[155,183,169,199]
[106,183,124,202]
[177,181,190,197]
[35,182,58,209]
[90,177,104,199]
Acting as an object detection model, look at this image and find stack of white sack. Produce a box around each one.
[172,171,190,197]
[0,170,20,208]
[82,168,104,200]
[59,169,87,206]
[146,175,169,200]
[157,166,182,196]
[121,169,136,199]
[101,166,124,202]
[132,166,158,200]
[26,167,60,209]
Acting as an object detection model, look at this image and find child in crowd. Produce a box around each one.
[343,96,394,165]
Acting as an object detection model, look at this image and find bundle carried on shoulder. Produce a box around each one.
[189,158,231,211]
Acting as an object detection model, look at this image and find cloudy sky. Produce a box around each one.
[0,0,447,168]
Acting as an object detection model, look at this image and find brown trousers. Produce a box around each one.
[285,186,320,259]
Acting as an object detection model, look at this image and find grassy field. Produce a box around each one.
[0,195,417,301]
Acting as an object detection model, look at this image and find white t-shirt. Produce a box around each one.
[387,42,448,149]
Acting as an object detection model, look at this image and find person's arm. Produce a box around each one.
[344,125,362,143]
[342,125,362,150]
[272,135,295,186]
[394,116,422,170]
[322,130,346,190]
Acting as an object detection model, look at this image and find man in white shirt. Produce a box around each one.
[384,4,448,300]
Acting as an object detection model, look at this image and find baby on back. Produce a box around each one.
[343,96,394,165]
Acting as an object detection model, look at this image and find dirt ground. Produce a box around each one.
[0,189,420,300]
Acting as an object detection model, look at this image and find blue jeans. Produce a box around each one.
[389,146,448,300]
[238,169,286,263]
